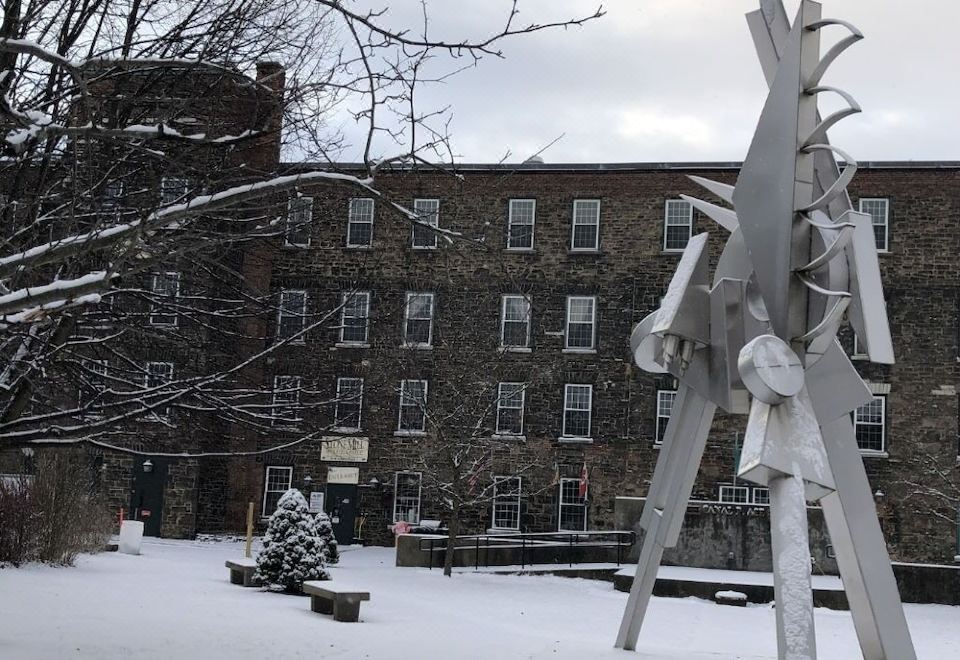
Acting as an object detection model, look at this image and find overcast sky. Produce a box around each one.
[333,0,959,164]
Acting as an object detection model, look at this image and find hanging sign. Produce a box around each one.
[327,466,360,484]
[320,437,369,463]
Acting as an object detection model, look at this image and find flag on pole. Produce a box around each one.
[551,461,560,486]
[578,462,589,499]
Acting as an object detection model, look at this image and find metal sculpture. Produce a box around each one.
[616,2,917,659]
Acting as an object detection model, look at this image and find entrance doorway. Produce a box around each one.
[130,458,167,537]
[326,483,357,545]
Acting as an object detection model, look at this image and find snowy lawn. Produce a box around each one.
[1,538,957,660]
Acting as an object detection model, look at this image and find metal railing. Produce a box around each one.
[418,530,635,570]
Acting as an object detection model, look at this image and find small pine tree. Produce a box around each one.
[254,489,329,592]
[314,511,339,565]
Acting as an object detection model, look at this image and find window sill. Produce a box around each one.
[344,244,373,250]
[859,450,889,458]
[660,249,685,255]
[283,242,311,249]
[411,246,438,251]
[149,322,179,328]
[499,346,532,354]
[505,247,535,253]
[562,348,597,355]
[486,527,520,534]
[567,249,601,255]
[400,344,433,350]
[278,338,306,346]
[558,436,593,444]
[331,427,363,435]
[335,342,369,349]
[851,354,868,361]
[491,434,525,441]
[394,430,427,437]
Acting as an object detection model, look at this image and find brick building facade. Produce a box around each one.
[3,65,958,567]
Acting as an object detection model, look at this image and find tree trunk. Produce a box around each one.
[442,503,461,577]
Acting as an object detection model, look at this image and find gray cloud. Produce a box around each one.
[334,0,959,163]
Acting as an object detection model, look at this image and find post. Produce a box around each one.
[244,501,254,559]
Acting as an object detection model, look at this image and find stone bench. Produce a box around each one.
[714,590,748,607]
[225,558,261,587]
[302,581,370,622]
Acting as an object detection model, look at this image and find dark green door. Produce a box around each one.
[326,483,357,545]
[130,459,167,537]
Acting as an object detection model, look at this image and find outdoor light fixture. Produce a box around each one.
[303,475,313,489]
[142,459,154,473]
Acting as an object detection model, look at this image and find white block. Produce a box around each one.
[118,521,144,555]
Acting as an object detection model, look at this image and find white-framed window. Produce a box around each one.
[751,487,770,505]
[334,377,363,431]
[160,176,188,205]
[340,291,370,345]
[664,199,693,251]
[347,197,375,247]
[144,361,174,419]
[148,271,180,326]
[285,196,313,247]
[570,199,600,251]
[565,296,596,351]
[393,471,422,523]
[277,289,307,341]
[272,375,301,425]
[403,292,434,347]
[718,485,750,504]
[507,199,536,250]
[656,389,677,444]
[562,384,592,440]
[852,333,867,359]
[858,198,889,252]
[854,395,886,454]
[262,466,293,517]
[495,382,525,436]
[397,379,427,433]
[412,198,439,249]
[500,295,531,349]
[492,476,522,530]
[558,478,587,532]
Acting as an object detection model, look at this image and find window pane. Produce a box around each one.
[412,199,439,248]
[571,200,599,250]
[348,198,374,247]
[263,466,292,516]
[341,292,369,343]
[563,385,591,437]
[859,199,889,251]
[335,377,363,429]
[664,200,692,250]
[854,396,885,452]
[656,390,677,443]
[559,479,586,531]
[399,380,427,431]
[278,290,306,339]
[394,472,421,522]
[496,383,524,435]
[508,200,535,249]
[493,477,521,529]
[404,293,433,345]
[286,197,313,246]
[501,296,530,347]
[566,297,595,349]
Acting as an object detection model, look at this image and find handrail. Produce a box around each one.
[417,530,635,570]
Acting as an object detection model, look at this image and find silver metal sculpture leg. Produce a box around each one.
[769,472,817,660]
[819,416,917,660]
[616,386,716,650]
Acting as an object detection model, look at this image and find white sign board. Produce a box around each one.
[327,466,360,484]
[320,437,369,463]
[309,491,325,514]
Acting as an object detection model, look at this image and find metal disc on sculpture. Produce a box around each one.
[737,334,803,404]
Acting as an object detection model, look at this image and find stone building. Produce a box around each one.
[2,62,957,568]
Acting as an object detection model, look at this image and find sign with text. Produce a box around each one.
[327,466,360,484]
[309,491,325,514]
[320,437,369,463]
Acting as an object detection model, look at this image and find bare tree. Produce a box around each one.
[0,0,604,458]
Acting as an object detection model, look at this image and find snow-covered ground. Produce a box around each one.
[0,538,957,660]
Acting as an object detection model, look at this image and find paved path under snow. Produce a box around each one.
[0,539,956,659]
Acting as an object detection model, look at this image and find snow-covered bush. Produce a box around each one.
[254,489,329,592]
[314,511,339,565]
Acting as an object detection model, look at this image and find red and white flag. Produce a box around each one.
[578,462,589,499]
